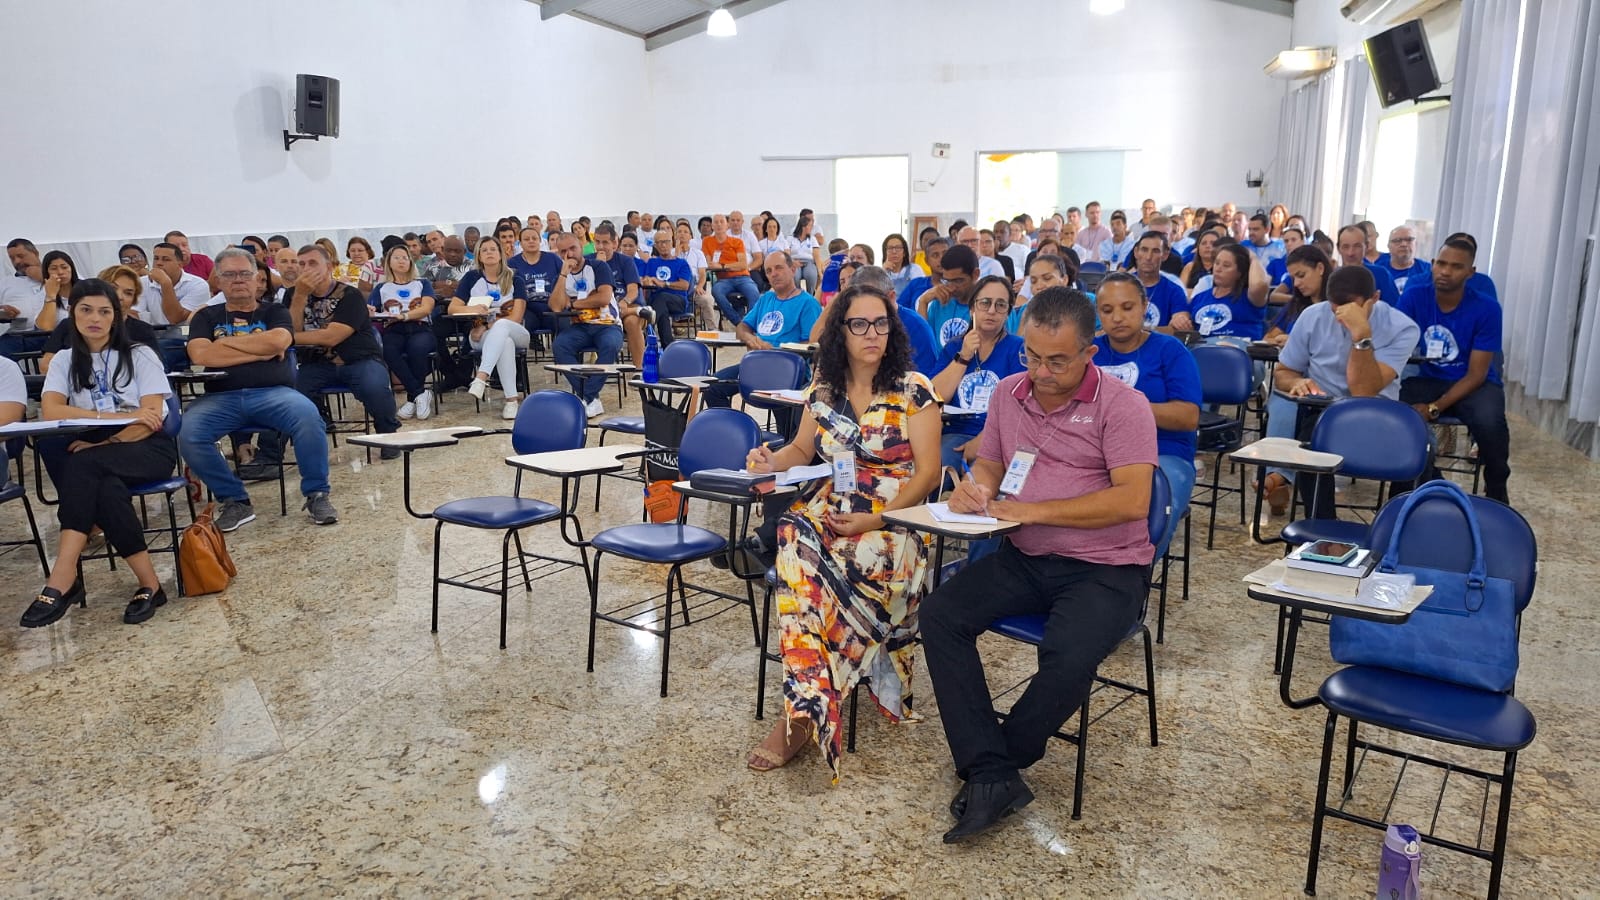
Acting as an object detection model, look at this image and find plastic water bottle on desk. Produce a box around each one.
[642,325,660,383]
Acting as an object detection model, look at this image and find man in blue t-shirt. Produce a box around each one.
[702,251,821,433]
[917,244,980,347]
[1395,238,1511,504]
[1244,213,1287,268]
[639,223,694,346]
[509,226,564,335]
[589,223,646,368]
[1375,225,1431,294]
[899,238,945,310]
[1336,224,1400,305]
[823,266,940,376]
[1128,232,1191,332]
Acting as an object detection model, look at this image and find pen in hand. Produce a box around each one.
[963,470,990,515]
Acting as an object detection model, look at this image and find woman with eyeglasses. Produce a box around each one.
[881,233,919,297]
[33,250,81,332]
[335,237,380,294]
[22,279,176,629]
[743,284,942,779]
[931,275,1026,471]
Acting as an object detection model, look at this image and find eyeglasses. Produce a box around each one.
[844,316,892,336]
[119,256,144,265]
[972,297,1010,312]
[1019,349,1083,374]
[216,270,256,281]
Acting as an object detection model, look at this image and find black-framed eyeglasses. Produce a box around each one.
[844,316,892,336]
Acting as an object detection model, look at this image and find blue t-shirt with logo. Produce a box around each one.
[925,299,972,347]
[1188,287,1266,340]
[742,290,822,346]
[900,275,931,310]
[641,256,694,305]
[936,332,1026,436]
[819,252,848,294]
[1141,275,1189,329]
[1396,282,1502,385]
[1093,331,1202,460]
[897,305,940,376]
[1375,253,1432,295]
[1363,260,1401,306]
[508,252,564,303]
[1245,238,1286,268]
[588,253,640,306]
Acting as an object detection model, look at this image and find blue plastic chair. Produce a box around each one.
[594,339,713,443]
[1280,397,1432,549]
[1190,343,1251,549]
[79,394,196,595]
[984,466,1170,820]
[430,390,589,649]
[586,407,761,697]
[1304,490,1536,899]
[0,434,49,576]
[736,350,808,443]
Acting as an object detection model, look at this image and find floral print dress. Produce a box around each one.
[774,370,938,780]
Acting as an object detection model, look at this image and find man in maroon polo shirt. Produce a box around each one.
[922,285,1158,843]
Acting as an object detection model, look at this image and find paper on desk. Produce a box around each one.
[0,421,73,436]
[761,389,808,403]
[58,417,138,428]
[928,502,998,525]
[943,404,982,416]
[773,463,831,486]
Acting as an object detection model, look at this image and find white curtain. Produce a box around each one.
[1331,57,1376,228]
[1492,0,1600,419]
[1434,0,1526,263]
[1277,73,1331,230]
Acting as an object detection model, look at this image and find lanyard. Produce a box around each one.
[93,349,112,395]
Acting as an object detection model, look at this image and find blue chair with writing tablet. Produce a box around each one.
[737,350,808,444]
[1280,397,1432,549]
[1190,343,1252,549]
[983,466,1169,820]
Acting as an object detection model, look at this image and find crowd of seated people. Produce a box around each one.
[4,205,1516,830]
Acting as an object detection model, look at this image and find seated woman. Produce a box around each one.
[33,250,81,332]
[931,275,1025,471]
[1092,273,1202,558]
[369,243,438,421]
[1261,245,1333,514]
[21,279,176,628]
[448,237,528,420]
[744,284,942,779]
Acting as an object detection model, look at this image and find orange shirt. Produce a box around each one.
[701,235,750,277]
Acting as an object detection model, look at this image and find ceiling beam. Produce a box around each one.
[643,0,789,51]
[539,0,590,21]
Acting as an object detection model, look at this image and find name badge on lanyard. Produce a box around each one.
[92,362,117,414]
[831,451,856,494]
[999,446,1038,497]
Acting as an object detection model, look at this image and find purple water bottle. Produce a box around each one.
[1377,824,1421,899]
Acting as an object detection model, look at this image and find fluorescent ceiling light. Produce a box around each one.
[1090,0,1125,13]
[707,8,736,37]
[1264,46,1337,79]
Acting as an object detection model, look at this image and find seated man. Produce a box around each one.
[1335,224,1400,306]
[549,233,621,418]
[916,244,980,347]
[1377,224,1430,294]
[1243,213,1286,269]
[179,248,337,530]
[703,251,821,435]
[638,222,694,346]
[1272,265,1419,513]
[922,286,1157,843]
[0,239,47,358]
[589,223,647,365]
[508,225,562,336]
[1096,210,1137,269]
[250,244,401,473]
[1395,237,1511,504]
[703,214,760,326]
[1128,231,1191,332]
[423,236,476,390]
[899,237,946,310]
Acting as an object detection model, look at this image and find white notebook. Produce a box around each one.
[927,502,998,525]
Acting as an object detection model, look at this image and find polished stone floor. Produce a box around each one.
[1,372,1595,898]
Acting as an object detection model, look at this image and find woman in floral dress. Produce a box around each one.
[744,284,944,780]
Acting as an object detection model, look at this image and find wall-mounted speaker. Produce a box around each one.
[295,74,340,137]
[1365,20,1439,108]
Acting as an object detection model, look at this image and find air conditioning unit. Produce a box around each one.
[1341,0,1397,24]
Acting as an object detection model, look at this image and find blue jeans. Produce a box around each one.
[381,324,436,400]
[179,386,331,501]
[711,275,761,326]
[1156,453,1196,560]
[553,322,623,401]
[1264,391,1298,483]
[256,358,400,464]
[940,431,980,471]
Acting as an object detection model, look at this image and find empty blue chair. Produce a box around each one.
[1280,397,1431,548]
[1190,343,1251,549]
[430,390,589,649]
[737,350,808,443]
[586,407,762,696]
[984,466,1170,820]
[1304,488,1536,899]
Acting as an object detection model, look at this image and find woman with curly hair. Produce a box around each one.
[743,284,943,779]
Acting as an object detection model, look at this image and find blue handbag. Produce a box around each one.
[1328,480,1520,692]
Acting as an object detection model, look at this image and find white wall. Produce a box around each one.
[644,0,1293,226]
[0,0,645,250]
[1291,0,1461,77]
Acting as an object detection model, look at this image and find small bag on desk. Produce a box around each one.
[179,502,237,596]
[1328,480,1519,692]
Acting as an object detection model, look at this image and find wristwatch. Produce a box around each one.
[1427,403,1440,419]
[954,354,973,366]
[1351,337,1374,351]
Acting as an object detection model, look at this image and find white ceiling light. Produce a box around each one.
[1264,46,1338,79]
[1090,0,1125,14]
[707,7,736,37]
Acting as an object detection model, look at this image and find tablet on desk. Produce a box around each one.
[569,365,608,374]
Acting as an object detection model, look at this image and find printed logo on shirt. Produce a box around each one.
[566,268,592,299]
[215,316,267,338]
[1423,324,1460,363]
[756,310,786,337]
[939,318,970,345]
[956,368,1001,412]
[1102,361,1141,387]
[1142,303,1161,329]
[1194,303,1232,336]
[655,266,673,282]
[1394,275,1411,293]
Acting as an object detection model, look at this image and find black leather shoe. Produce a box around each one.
[380,447,402,461]
[942,777,1033,844]
[123,586,168,625]
[20,578,85,628]
[949,782,971,819]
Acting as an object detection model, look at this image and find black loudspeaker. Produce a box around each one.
[295,74,340,137]
[1365,19,1439,108]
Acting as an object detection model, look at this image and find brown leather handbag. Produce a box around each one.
[179,502,237,596]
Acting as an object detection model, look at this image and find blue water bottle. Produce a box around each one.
[642,325,660,383]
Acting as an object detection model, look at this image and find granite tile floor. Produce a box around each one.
[1,373,1595,898]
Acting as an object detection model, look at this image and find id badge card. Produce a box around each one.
[1425,338,1445,360]
[831,452,856,494]
[999,447,1038,497]
[93,392,117,414]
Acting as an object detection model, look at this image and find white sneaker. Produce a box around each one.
[585,398,604,419]
[467,378,487,400]
[501,400,520,421]
[415,390,434,420]
[397,401,416,420]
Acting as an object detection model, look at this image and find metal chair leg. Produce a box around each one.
[846,682,860,752]
[660,563,675,697]
[1488,751,1518,900]
[1305,710,1339,897]
[1071,697,1089,820]
[1143,627,1158,747]
[586,553,604,672]
[510,529,532,590]
[498,529,514,649]
[1342,720,1358,800]
[20,493,49,574]
[756,580,774,721]
[430,520,445,634]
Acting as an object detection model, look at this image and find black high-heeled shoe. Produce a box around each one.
[20,578,85,628]
[123,586,167,625]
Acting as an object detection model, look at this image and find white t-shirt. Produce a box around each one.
[1000,243,1030,279]
[376,280,429,315]
[784,235,820,263]
[758,237,787,258]
[138,272,214,325]
[680,246,708,278]
[0,276,46,335]
[43,344,171,417]
[0,355,26,405]
[739,229,761,253]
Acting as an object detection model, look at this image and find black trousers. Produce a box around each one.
[644,289,688,346]
[922,541,1149,783]
[1398,377,1511,503]
[57,434,179,557]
